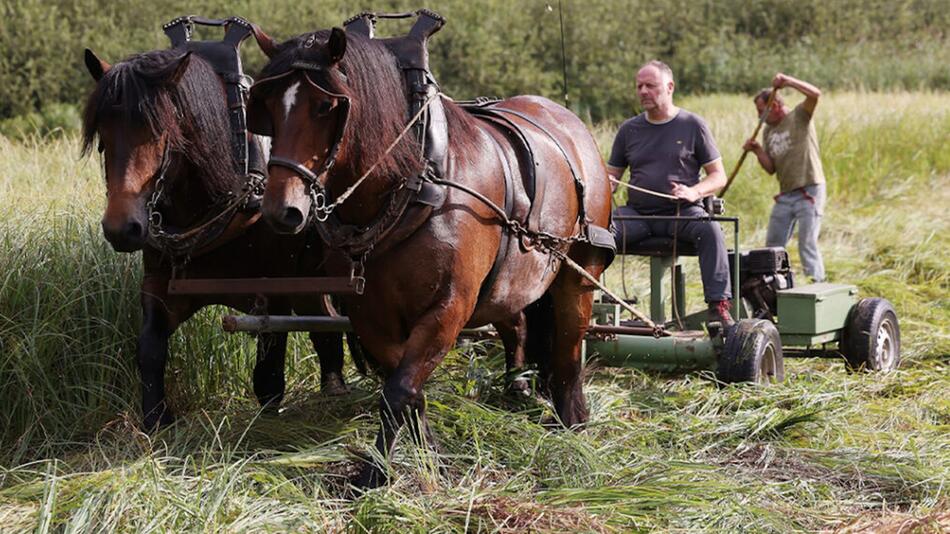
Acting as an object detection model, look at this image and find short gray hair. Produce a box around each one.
[639,60,674,82]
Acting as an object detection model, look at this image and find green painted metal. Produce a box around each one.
[673,263,686,322]
[681,309,708,331]
[585,333,717,371]
[648,256,690,324]
[649,256,673,323]
[592,302,621,326]
[777,283,858,334]
[780,330,840,347]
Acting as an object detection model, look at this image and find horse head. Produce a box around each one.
[82,47,233,252]
[248,27,421,234]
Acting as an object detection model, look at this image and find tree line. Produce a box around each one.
[1,0,947,123]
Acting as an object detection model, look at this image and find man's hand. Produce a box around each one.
[772,73,788,89]
[743,138,762,152]
[773,72,821,116]
[670,182,701,203]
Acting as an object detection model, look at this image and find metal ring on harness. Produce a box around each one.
[313,192,329,222]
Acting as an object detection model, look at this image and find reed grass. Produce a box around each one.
[0,92,947,532]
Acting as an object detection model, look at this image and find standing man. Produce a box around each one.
[743,73,826,282]
[608,60,733,325]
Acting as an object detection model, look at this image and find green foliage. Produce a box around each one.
[0,103,81,140]
[0,0,948,123]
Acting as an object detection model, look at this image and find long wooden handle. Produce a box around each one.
[720,88,777,197]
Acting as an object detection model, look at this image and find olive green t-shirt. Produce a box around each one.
[762,103,826,193]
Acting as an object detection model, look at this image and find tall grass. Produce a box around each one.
[0,93,948,531]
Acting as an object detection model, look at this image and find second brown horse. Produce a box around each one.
[82,47,356,430]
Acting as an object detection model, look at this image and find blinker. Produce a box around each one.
[246,67,349,137]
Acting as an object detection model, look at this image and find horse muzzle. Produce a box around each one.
[101,216,148,252]
[261,171,313,235]
[264,204,308,235]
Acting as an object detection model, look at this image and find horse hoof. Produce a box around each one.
[506,379,530,397]
[142,411,175,432]
[352,462,388,489]
[321,375,350,396]
[260,403,282,417]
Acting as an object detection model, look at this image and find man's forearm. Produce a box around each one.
[696,169,727,196]
[753,149,775,174]
[782,75,821,99]
[606,166,625,193]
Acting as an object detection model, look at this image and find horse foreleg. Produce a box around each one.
[253,332,288,411]
[547,262,600,429]
[495,313,529,396]
[354,308,465,489]
[310,332,348,395]
[138,280,189,431]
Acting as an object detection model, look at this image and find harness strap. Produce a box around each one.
[164,16,255,176]
[147,16,268,263]
[475,129,516,307]
[488,106,588,229]
[269,156,319,183]
[463,106,538,227]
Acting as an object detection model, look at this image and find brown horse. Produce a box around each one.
[82,47,355,429]
[247,28,612,487]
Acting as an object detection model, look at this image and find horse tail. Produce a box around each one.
[524,291,555,389]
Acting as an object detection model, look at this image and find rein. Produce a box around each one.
[609,176,679,200]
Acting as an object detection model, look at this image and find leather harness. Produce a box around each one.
[251,10,616,295]
[146,16,268,261]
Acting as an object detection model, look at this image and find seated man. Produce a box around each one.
[608,60,732,325]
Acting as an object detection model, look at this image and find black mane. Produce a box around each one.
[81,49,238,199]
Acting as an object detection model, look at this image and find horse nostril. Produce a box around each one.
[124,220,145,240]
[282,207,304,229]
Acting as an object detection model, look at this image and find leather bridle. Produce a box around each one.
[250,63,350,221]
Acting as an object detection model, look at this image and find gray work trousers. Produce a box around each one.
[766,183,826,282]
[613,204,732,303]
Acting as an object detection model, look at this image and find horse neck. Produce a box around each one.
[328,125,421,226]
[162,155,231,226]
[326,162,394,227]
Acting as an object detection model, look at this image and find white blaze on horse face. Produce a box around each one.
[282,81,301,122]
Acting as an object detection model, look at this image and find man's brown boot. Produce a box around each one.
[707,300,736,327]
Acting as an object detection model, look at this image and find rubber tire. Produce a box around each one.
[842,298,900,372]
[718,319,785,384]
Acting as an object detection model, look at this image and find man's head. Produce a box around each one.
[636,60,675,115]
[754,88,786,125]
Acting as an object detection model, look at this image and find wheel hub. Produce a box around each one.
[874,318,897,370]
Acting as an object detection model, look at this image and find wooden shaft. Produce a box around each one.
[720,88,777,197]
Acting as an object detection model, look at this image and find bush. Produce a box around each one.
[0,103,81,141]
[1,0,948,123]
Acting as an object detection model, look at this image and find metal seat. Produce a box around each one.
[614,237,698,324]
[617,236,698,257]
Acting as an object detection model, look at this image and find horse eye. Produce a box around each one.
[313,100,334,117]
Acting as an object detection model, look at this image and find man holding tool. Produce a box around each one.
[743,73,827,283]
[607,60,733,325]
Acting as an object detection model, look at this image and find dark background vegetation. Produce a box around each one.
[0,0,948,131]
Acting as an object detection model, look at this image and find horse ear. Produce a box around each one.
[84,48,111,81]
[166,52,192,85]
[328,27,347,65]
[251,24,278,58]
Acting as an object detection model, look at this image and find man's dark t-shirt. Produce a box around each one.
[608,110,721,214]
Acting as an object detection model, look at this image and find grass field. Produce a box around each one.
[0,92,948,532]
